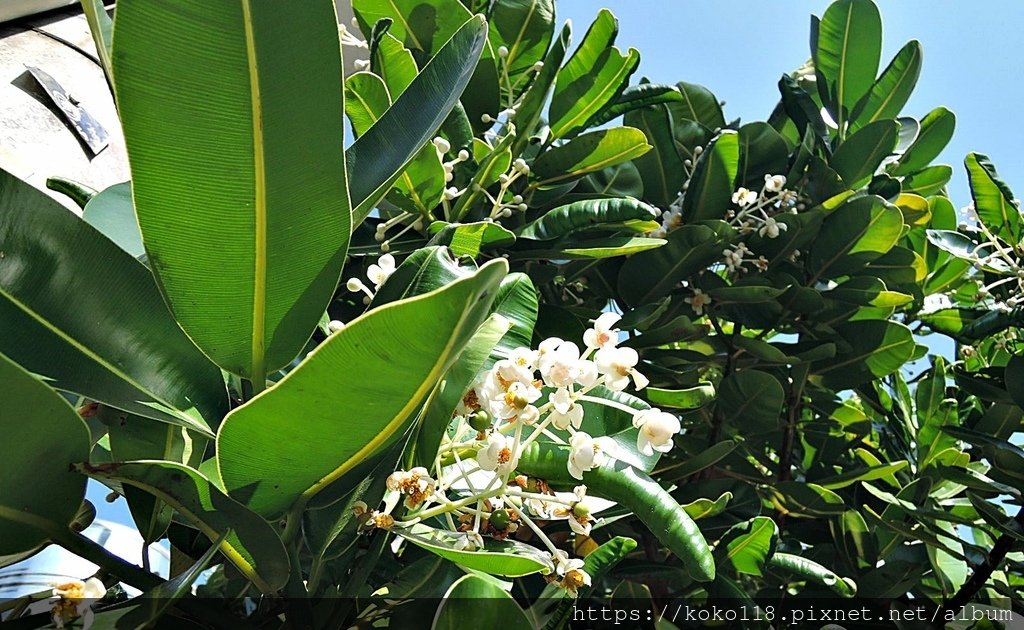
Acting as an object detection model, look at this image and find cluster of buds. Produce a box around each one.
[346,253,397,304]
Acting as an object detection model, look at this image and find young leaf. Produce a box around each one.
[965,152,1021,243]
[890,107,955,176]
[849,40,922,130]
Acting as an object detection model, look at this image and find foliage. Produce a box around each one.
[1,0,1021,627]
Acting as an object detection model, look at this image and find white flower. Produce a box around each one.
[758,216,788,239]
[494,357,534,387]
[723,247,745,272]
[732,187,758,208]
[564,486,595,536]
[509,346,538,372]
[584,312,622,350]
[454,531,484,551]
[538,340,585,388]
[594,346,648,392]
[366,253,396,289]
[476,432,518,475]
[549,387,584,430]
[684,289,711,316]
[517,404,540,425]
[552,550,592,596]
[632,408,681,456]
[923,294,953,312]
[567,432,606,480]
[764,174,787,192]
[41,577,106,630]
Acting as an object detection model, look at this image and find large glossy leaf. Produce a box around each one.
[0,353,90,555]
[487,0,555,77]
[618,221,734,306]
[518,198,659,241]
[669,81,726,131]
[396,523,554,577]
[345,72,445,214]
[812,0,882,134]
[625,102,685,208]
[808,195,903,280]
[532,128,651,186]
[815,320,916,390]
[77,461,289,593]
[548,9,639,139]
[347,16,488,222]
[830,120,899,187]
[680,131,739,223]
[736,122,790,189]
[434,575,532,630]
[849,40,922,130]
[717,370,785,434]
[891,107,955,176]
[965,152,1021,243]
[591,83,683,126]
[115,0,350,380]
[0,170,226,433]
[217,260,507,518]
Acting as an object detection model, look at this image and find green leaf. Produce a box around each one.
[682,492,732,521]
[434,575,531,629]
[720,516,778,576]
[965,152,1021,243]
[768,552,857,597]
[903,164,952,197]
[736,122,790,189]
[396,523,554,577]
[891,107,955,176]
[827,276,912,307]
[549,9,639,139]
[816,462,909,490]
[717,370,784,433]
[0,169,226,433]
[518,446,716,582]
[488,272,540,360]
[813,0,882,134]
[511,22,569,156]
[815,320,916,390]
[656,440,738,483]
[645,382,715,409]
[0,353,89,556]
[850,40,922,130]
[532,127,651,186]
[429,221,517,257]
[115,0,350,380]
[680,131,739,223]
[101,407,204,545]
[512,236,665,260]
[624,102,685,207]
[831,120,899,187]
[345,72,446,214]
[769,482,846,517]
[487,0,555,77]
[348,16,488,222]
[518,197,659,241]
[81,182,144,258]
[372,33,417,96]
[591,83,683,126]
[617,221,734,306]
[77,461,289,592]
[670,81,726,130]
[808,195,903,280]
[217,260,507,518]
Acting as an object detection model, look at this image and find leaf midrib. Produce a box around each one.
[241,0,268,382]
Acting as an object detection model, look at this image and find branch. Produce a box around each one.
[935,505,1024,626]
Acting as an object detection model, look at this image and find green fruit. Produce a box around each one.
[489,509,511,530]
[468,410,491,431]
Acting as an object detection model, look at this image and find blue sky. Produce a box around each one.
[560,1,1024,205]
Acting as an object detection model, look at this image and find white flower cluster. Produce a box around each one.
[356,312,684,597]
[23,577,105,629]
[346,253,397,304]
